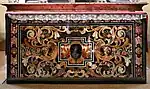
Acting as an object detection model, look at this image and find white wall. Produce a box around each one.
[143,0,150,39]
[0,0,150,41]
[0,0,7,42]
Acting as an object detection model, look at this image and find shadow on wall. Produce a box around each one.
[142,0,150,47]
[0,0,7,42]
[0,4,6,42]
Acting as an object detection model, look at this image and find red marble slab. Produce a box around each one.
[2,3,147,12]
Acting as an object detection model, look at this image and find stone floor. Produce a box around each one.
[0,51,5,83]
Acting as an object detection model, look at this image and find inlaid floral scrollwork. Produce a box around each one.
[19,25,133,78]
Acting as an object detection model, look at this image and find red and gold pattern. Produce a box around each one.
[5,3,147,83]
[7,22,136,78]
[7,17,146,83]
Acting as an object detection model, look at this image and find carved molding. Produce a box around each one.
[8,14,147,21]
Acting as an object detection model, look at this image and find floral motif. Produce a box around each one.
[8,14,146,21]
[9,17,145,80]
[18,24,133,78]
[35,60,57,77]
[135,21,143,77]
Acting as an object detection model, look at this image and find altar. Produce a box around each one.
[3,0,148,84]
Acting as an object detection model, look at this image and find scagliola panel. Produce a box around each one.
[6,13,147,83]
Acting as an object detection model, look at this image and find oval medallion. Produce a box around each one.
[70,44,82,59]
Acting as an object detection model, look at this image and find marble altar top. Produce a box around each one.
[2,2,147,12]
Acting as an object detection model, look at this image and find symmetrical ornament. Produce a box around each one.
[58,37,94,67]
[8,14,146,21]
[10,22,133,78]
[7,13,146,83]
[135,20,144,77]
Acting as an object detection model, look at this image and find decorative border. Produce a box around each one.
[8,14,147,21]
[58,37,94,67]
[6,13,147,84]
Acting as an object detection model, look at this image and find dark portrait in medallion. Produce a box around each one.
[70,44,82,59]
